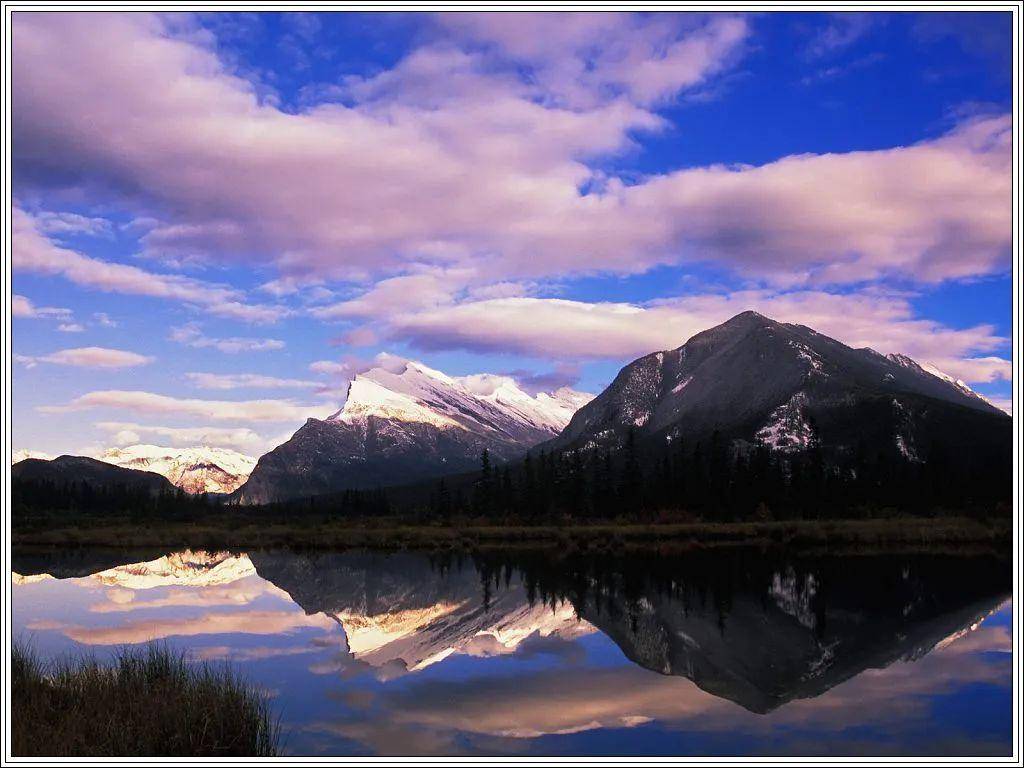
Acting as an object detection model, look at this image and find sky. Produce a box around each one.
[10,10,1015,458]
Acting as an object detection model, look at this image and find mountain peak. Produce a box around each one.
[329,357,592,434]
[729,309,769,322]
[237,358,594,503]
[98,444,256,494]
[554,313,1007,456]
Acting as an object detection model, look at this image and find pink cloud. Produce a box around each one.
[435,13,749,107]
[185,372,319,390]
[169,322,285,354]
[94,421,287,453]
[40,609,336,645]
[40,390,333,422]
[386,290,1010,385]
[11,13,1009,290]
[17,346,154,369]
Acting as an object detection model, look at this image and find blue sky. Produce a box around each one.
[11,11,1014,456]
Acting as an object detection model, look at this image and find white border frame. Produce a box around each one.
[0,2,1020,765]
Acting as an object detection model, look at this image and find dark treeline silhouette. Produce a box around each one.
[12,476,393,523]
[245,487,393,520]
[12,478,214,522]
[451,546,1011,629]
[14,429,1008,525]
[420,430,1008,523]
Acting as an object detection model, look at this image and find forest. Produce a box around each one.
[13,429,1008,527]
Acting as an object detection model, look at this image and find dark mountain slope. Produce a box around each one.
[234,360,590,505]
[12,455,176,495]
[550,311,1008,462]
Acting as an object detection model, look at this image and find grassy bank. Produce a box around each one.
[11,515,1011,555]
[12,644,278,757]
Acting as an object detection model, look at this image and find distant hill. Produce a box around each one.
[12,455,176,496]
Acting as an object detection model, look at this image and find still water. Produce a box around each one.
[12,545,1012,756]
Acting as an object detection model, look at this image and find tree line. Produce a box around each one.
[12,478,215,523]
[423,430,1009,522]
[12,429,1009,525]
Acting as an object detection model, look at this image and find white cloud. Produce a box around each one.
[42,390,332,422]
[57,323,85,333]
[35,210,115,238]
[12,293,73,320]
[185,372,319,390]
[93,312,118,327]
[13,208,287,324]
[308,360,353,376]
[803,13,878,59]
[16,346,154,369]
[94,421,290,453]
[169,323,285,354]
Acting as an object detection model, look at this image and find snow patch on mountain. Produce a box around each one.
[769,568,818,630]
[756,392,814,452]
[788,340,824,374]
[671,375,693,394]
[887,353,992,405]
[98,444,257,494]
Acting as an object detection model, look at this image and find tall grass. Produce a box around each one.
[12,643,278,757]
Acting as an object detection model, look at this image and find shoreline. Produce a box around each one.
[11,516,1011,555]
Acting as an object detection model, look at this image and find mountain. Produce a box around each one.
[87,549,257,589]
[550,310,1008,462]
[12,449,55,464]
[234,359,592,504]
[12,455,176,495]
[481,548,1010,714]
[98,444,256,494]
[12,545,1009,713]
[248,550,592,675]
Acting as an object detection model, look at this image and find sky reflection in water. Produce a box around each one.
[11,547,1012,757]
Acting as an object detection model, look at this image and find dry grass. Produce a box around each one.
[12,643,278,757]
[11,515,1011,555]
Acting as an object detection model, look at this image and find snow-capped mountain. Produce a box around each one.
[539,550,1009,714]
[550,311,1008,461]
[327,360,589,439]
[249,551,592,675]
[88,549,256,589]
[99,444,257,494]
[235,359,592,504]
[12,448,55,464]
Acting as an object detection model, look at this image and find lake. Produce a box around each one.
[11,545,1012,757]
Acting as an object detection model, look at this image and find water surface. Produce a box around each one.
[12,545,1012,756]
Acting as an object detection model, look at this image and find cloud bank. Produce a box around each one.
[12,13,1010,289]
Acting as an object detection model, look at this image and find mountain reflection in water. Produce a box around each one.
[12,545,1012,756]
